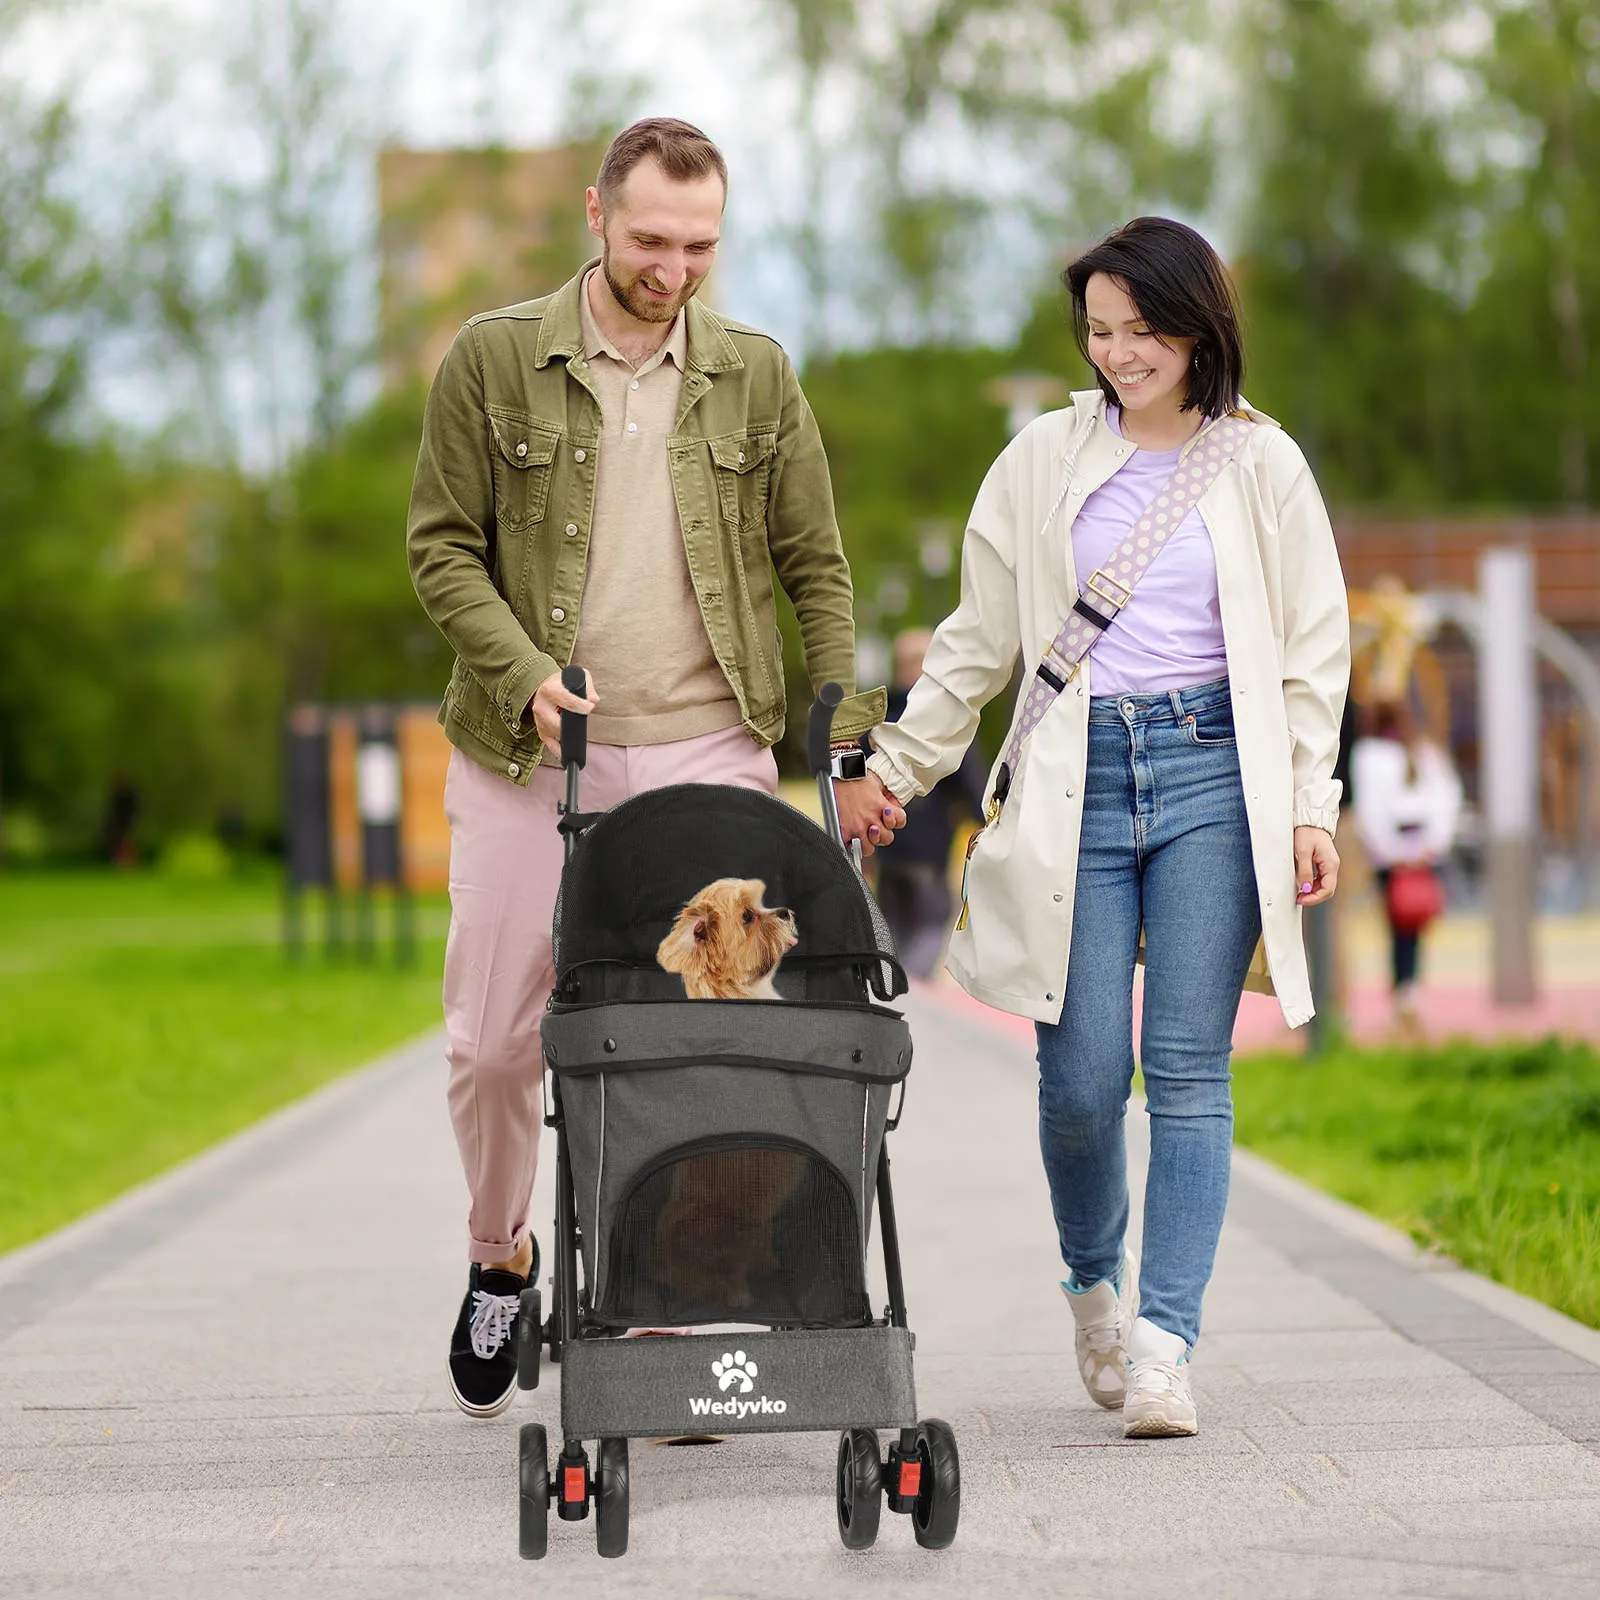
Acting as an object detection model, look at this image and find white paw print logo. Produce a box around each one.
[712,1350,757,1394]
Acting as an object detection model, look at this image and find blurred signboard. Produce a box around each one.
[287,702,452,894]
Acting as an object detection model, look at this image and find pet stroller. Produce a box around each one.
[512,671,960,1559]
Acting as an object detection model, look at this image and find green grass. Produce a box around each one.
[0,868,448,1254]
[1233,1037,1600,1330]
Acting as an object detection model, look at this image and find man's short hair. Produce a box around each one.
[595,118,728,209]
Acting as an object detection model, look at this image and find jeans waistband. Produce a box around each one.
[1088,675,1231,726]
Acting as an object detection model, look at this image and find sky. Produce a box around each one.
[2,0,1218,459]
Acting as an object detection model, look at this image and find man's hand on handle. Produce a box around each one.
[528,668,598,764]
[835,772,906,859]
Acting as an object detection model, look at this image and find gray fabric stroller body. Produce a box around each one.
[512,679,961,1560]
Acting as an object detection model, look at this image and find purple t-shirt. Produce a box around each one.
[1069,408,1229,696]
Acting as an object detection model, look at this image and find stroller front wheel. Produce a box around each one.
[910,1419,960,1550]
[595,1437,629,1558]
[518,1423,550,1560]
[835,1428,883,1549]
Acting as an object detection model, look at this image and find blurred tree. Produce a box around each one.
[1228,0,1475,506]
[1463,0,1600,508]
[0,87,133,851]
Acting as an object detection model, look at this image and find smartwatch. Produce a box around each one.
[828,748,868,781]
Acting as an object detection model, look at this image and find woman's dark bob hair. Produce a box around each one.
[1063,217,1244,421]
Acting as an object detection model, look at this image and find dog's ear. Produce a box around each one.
[657,908,697,973]
[692,917,708,944]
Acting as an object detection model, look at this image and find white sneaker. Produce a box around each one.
[1123,1316,1198,1438]
[1060,1252,1138,1410]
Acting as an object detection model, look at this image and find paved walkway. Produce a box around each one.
[3,991,1599,1598]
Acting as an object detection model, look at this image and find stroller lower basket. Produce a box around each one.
[543,997,911,1330]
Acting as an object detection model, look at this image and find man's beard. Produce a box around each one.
[602,248,700,324]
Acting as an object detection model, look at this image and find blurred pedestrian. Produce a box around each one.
[867,218,1348,1438]
[101,776,140,868]
[1351,698,1461,1038]
[867,628,987,979]
[407,118,902,1420]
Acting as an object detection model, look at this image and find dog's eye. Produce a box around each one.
[742,909,754,925]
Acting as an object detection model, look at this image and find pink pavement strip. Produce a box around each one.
[912,909,1600,1055]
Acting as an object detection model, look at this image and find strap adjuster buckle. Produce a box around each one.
[1086,568,1133,610]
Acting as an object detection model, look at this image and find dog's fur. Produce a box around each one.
[652,879,804,1308]
[655,878,797,1000]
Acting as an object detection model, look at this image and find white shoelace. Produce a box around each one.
[1128,1355,1186,1396]
[469,1289,519,1359]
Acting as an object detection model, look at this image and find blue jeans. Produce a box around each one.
[1036,677,1262,1349]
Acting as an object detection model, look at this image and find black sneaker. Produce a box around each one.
[447,1263,526,1417]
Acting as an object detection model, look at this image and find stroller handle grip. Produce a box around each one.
[808,683,849,854]
[806,681,844,779]
[559,664,589,771]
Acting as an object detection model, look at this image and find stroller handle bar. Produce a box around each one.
[559,670,857,863]
[559,664,589,771]
[806,681,844,780]
[809,682,850,857]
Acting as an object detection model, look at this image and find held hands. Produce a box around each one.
[834,771,907,859]
[528,667,598,763]
[1294,826,1340,907]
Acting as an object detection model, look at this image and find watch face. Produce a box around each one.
[834,750,867,780]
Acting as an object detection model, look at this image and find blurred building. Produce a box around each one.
[377,142,604,390]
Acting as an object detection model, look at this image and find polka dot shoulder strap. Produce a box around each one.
[994,412,1256,809]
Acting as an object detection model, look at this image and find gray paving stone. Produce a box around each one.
[1,992,1598,1596]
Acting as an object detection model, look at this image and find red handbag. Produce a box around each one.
[1386,863,1445,933]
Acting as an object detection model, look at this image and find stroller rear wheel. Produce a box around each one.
[910,1419,960,1550]
[516,1288,542,1389]
[835,1428,883,1549]
[518,1423,550,1560]
[595,1437,629,1558]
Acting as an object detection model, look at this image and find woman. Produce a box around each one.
[860,218,1349,1437]
[1351,699,1462,1035]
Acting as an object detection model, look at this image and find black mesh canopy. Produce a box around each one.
[552,784,904,1003]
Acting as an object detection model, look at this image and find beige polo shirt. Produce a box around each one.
[565,272,743,748]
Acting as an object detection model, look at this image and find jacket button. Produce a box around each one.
[515,441,528,457]
[1065,788,1075,798]
[551,606,566,622]
[738,451,746,464]
[1053,892,1063,903]
[508,762,520,778]
[565,523,578,537]
[574,448,586,462]
[1046,992,1054,1002]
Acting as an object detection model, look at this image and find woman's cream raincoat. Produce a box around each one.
[867,391,1350,1029]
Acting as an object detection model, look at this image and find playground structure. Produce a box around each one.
[1337,548,1600,1018]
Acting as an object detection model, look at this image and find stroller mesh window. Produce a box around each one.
[552,784,904,1004]
[598,1137,870,1328]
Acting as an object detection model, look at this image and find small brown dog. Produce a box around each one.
[653,878,804,1308]
[656,878,798,1000]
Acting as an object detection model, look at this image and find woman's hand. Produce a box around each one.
[835,772,907,858]
[1294,826,1339,906]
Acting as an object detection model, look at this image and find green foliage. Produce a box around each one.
[1234,1036,1600,1329]
[0,868,448,1253]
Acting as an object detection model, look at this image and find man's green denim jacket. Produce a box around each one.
[407,266,885,784]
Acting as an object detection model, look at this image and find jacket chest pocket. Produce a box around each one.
[488,412,560,530]
[709,433,776,532]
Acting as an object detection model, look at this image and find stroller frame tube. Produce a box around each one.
[547,675,912,1444]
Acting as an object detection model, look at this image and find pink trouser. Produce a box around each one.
[442,727,780,1262]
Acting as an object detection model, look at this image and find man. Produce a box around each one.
[407,118,906,1418]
